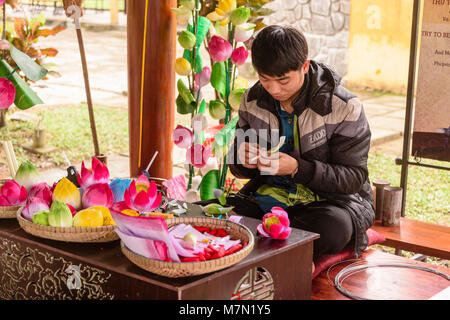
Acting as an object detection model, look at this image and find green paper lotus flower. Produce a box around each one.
[230,7,250,26]
[14,161,41,191]
[48,200,73,227]
[178,30,197,50]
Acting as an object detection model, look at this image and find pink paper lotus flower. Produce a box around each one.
[124,180,162,213]
[194,66,211,88]
[77,157,110,189]
[186,144,211,168]
[231,46,249,66]
[82,183,114,209]
[256,207,292,240]
[111,200,131,213]
[172,125,194,149]
[0,180,27,206]
[0,78,16,109]
[28,182,53,206]
[209,35,232,62]
[21,197,50,222]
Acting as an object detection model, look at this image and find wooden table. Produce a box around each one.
[0,207,319,300]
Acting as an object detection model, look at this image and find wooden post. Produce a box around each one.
[110,0,119,25]
[127,0,176,179]
[382,186,403,227]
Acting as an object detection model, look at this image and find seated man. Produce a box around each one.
[196,25,375,268]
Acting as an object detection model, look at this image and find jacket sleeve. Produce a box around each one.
[292,98,371,194]
[227,91,260,179]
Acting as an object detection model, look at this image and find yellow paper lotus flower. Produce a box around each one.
[52,177,81,210]
[90,205,115,226]
[73,207,104,227]
[175,57,192,76]
[206,0,236,26]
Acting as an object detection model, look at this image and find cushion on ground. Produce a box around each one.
[312,228,385,279]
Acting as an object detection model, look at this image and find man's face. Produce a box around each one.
[258,60,310,104]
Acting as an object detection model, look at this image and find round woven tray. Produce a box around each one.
[121,216,255,278]
[17,207,119,243]
[0,205,23,219]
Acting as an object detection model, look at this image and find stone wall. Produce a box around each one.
[262,0,351,79]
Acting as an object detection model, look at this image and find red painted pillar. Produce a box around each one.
[127,0,177,178]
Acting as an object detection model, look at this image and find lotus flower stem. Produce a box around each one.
[6,66,19,80]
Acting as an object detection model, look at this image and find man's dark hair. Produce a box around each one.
[251,25,309,77]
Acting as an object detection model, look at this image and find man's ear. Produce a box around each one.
[302,60,310,74]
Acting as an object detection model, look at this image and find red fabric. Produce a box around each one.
[311,228,385,279]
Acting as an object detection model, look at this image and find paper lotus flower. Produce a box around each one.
[82,183,114,209]
[110,178,132,203]
[21,197,50,222]
[230,6,250,26]
[52,177,82,210]
[48,200,73,227]
[135,174,151,193]
[28,182,53,206]
[231,46,249,66]
[178,30,196,50]
[0,78,16,109]
[173,125,194,149]
[194,66,211,89]
[256,207,292,240]
[234,23,256,43]
[124,180,162,213]
[175,57,192,76]
[77,157,110,190]
[172,6,193,26]
[206,0,236,26]
[209,35,232,62]
[209,100,226,120]
[73,208,104,227]
[229,88,246,111]
[186,144,211,168]
[0,180,27,206]
[66,203,77,217]
[14,161,40,191]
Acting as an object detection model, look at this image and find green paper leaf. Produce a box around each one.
[214,116,239,147]
[211,62,226,98]
[218,192,227,206]
[0,59,44,110]
[199,169,220,201]
[10,45,48,82]
[176,94,196,115]
[198,99,207,114]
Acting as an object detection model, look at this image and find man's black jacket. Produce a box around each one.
[228,60,375,258]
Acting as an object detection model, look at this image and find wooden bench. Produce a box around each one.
[311,248,450,300]
[370,218,450,260]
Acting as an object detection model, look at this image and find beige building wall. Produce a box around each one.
[347,0,416,94]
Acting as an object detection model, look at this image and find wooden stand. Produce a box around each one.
[382,186,403,226]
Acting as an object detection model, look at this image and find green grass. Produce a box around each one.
[0,104,129,169]
[368,149,449,226]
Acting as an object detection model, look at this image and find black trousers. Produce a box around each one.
[195,195,354,260]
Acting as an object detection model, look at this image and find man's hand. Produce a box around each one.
[258,151,298,176]
[237,142,260,169]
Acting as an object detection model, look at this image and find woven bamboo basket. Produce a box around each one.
[0,205,22,219]
[17,207,119,243]
[121,216,255,278]
[0,179,23,219]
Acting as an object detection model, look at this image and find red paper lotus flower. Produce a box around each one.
[231,46,249,66]
[0,180,27,206]
[0,78,16,109]
[82,183,114,209]
[256,207,292,240]
[124,180,162,213]
[172,125,194,149]
[186,144,211,168]
[209,35,232,62]
[77,157,110,189]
